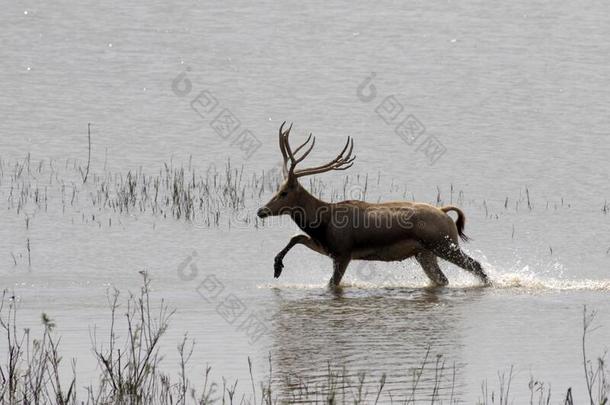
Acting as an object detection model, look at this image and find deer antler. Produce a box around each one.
[278,122,291,177]
[278,122,355,179]
[293,136,355,178]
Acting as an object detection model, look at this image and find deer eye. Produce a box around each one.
[279,191,288,198]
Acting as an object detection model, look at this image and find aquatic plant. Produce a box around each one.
[0,274,607,404]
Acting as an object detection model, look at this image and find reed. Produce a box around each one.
[0,154,585,234]
[1,274,608,404]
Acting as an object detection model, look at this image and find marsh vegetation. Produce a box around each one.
[1,273,608,404]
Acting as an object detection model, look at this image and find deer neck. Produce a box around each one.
[290,183,329,232]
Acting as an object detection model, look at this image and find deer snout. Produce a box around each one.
[257,207,271,218]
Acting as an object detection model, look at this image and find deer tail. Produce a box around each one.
[440,205,470,242]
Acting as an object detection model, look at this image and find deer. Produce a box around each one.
[256,122,490,289]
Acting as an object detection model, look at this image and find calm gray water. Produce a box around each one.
[1,0,610,402]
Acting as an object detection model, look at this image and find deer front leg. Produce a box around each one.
[274,234,326,278]
[329,256,351,289]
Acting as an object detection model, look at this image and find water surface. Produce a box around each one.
[1,0,610,402]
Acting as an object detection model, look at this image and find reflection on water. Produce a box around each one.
[268,287,484,402]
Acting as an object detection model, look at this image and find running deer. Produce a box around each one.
[256,122,489,288]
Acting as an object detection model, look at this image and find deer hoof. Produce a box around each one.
[274,257,284,278]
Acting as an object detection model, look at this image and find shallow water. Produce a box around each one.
[1,0,610,402]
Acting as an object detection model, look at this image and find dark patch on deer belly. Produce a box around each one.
[299,222,328,249]
[352,240,421,261]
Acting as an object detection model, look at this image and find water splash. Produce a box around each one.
[484,267,610,291]
[259,259,610,292]
[261,276,610,292]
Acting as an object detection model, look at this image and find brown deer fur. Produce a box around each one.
[257,123,489,288]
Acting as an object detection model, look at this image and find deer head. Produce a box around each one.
[256,122,355,218]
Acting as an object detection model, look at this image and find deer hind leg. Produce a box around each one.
[432,244,489,285]
[329,256,351,289]
[415,251,448,287]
